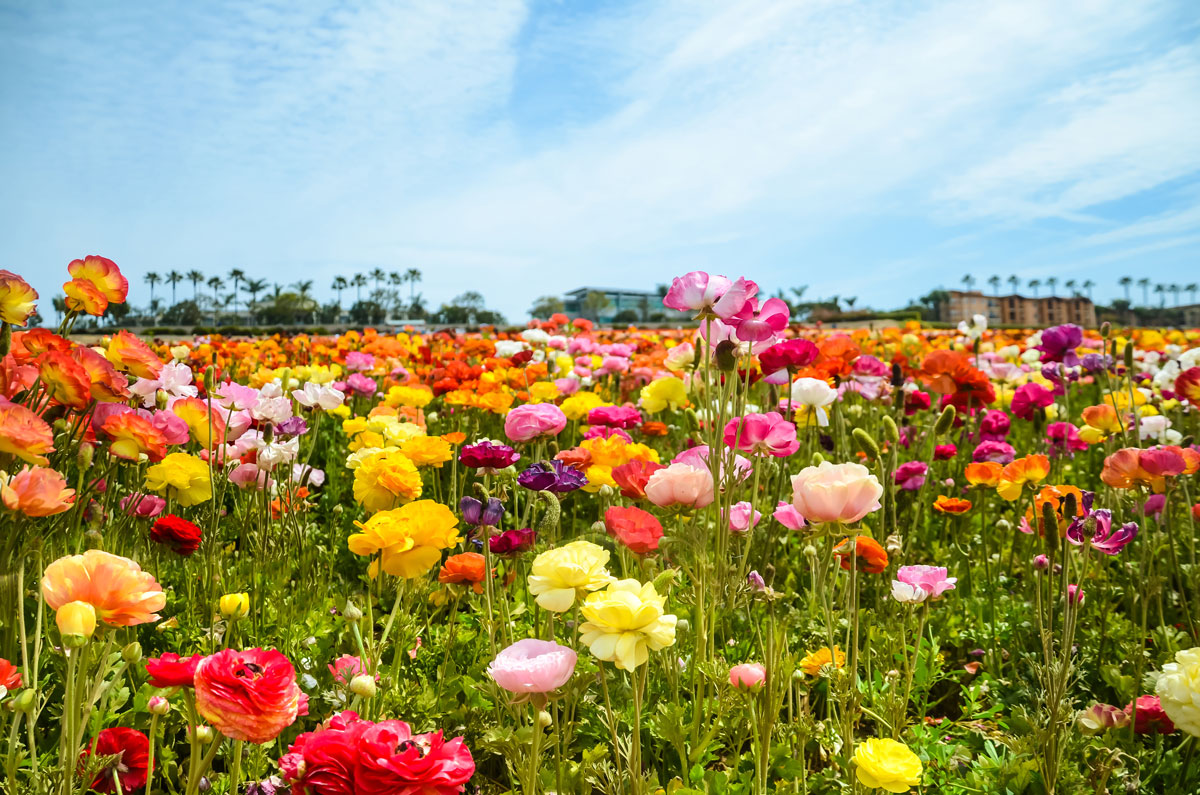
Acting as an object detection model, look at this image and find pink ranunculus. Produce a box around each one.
[723,412,799,457]
[894,565,957,601]
[729,662,766,691]
[587,405,642,429]
[662,272,757,319]
[758,338,819,384]
[772,501,806,530]
[978,409,1011,441]
[1125,695,1175,734]
[726,501,762,534]
[149,410,190,445]
[728,297,790,343]
[790,461,883,524]
[893,461,928,491]
[487,638,577,694]
[194,648,302,744]
[1011,383,1054,421]
[504,404,567,443]
[673,444,753,483]
[229,463,271,491]
[972,440,1015,464]
[933,443,957,461]
[645,463,715,509]
[120,493,166,519]
[328,654,375,685]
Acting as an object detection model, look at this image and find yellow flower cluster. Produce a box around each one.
[444,389,514,414]
[343,415,425,452]
[639,376,688,413]
[399,435,453,468]
[560,391,608,421]
[528,541,614,612]
[579,578,678,671]
[579,435,660,492]
[145,452,212,506]
[384,385,434,409]
[351,449,422,512]
[348,499,461,578]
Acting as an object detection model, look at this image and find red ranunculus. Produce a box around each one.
[603,505,664,556]
[149,514,203,556]
[80,727,149,793]
[286,711,370,795]
[611,460,665,499]
[145,652,202,689]
[0,657,21,690]
[355,720,476,794]
[194,648,302,744]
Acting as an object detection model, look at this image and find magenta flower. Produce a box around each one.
[120,493,166,519]
[662,271,757,319]
[893,461,927,491]
[1066,493,1138,555]
[728,297,790,343]
[758,339,819,384]
[344,372,377,397]
[978,409,1011,441]
[459,440,521,471]
[1046,422,1087,456]
[1011,383,1054,420]
[972,440,1015,464]
[723,412,799,457]
[933,443,957,461]
[1037,324,1084,367]
[587,405,642,429]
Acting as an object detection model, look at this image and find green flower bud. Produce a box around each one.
[343,601,363,622]
[933,405,956,437]
[122,642,143,664]
[1123,342,1134,369]
[851,428,880,460]
[1100,321,1111,339]
[882,415,899,444]
[12,689,35,713]
[349,674,377,698]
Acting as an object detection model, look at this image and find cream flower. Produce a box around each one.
[578,579,677,671]
[1156,646,1200,737]
[527,541,614,613]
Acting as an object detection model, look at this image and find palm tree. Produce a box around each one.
[1028,278,1041,297]
[1046,277,1058,296]
[1169,283,1181,306]
[1007,275,1020,293]
[352,274,368,303]
[245,278,268,322]
[1187,283,1198,304]
[389,272,403,290]
[293,280,314,300]
[187,270,204,302]
[1154,283,1166,308]
[167,270,183,304]
[1137,277,1150,306]
[369,268,386,292]
[987,275,1001,294]
[144,272,160,306]
[1082,279,1095,300]
[228,268,246,317]
[1064,279,1077,296]
[206,277,223,323]
[961,274,976,290]
[845,296,858,309]
[1119,276,1132,302]
[331,276,348,307]
[405,268,422,307]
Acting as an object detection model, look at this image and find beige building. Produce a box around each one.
[940,290,1096,328]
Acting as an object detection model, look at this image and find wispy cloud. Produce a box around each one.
[0,0,1196,320]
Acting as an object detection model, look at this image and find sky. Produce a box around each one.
[1,0,1199,322]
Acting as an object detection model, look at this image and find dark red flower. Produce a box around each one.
[145,652,201,689]
[604,506,664,556]
[149,514,203,556]
[80,727,149,793]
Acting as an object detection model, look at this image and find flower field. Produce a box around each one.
[3,259,1200,794]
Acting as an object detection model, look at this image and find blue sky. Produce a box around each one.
[1,0,1198,321]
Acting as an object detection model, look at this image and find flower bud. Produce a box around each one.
[675,618,690,633]
[349,674,377,698]
[84,529,104,549]
[219,592,249,620]
[122,642,143,664]
[537,710,553,728]
[77,442,94,471]
[881,415,899,444]
[57,601,96,641]
[933,405,956,437]
[193,725,214,744]
[1033,554,1050,570]
[198,776,212,793]
[851,428,880,460]
[747,571,767,592]
[714,340,738,371]
[343,601,363,622]
[155,389,169,410]
[652,568,677,593]
[12,690,35,713]
[1100,321,1111,339]
[1067,584,1084,605]
[148,696,170,715]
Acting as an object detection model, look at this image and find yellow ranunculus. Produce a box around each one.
[853,738,923,793]
[385,385,433,409]
[399,435,453,468]
[145,452,212,506]
[352,449,422,512]
[527,540,614,613]
[578,579,677,672]
[799,646,846,676]
[560,391,608,421]
[348,500,461,578]
[528,381,559,403]
[56,600,97,639]
[639,376,687,413]
[219,592,249,620]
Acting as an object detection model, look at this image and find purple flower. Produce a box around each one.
[461,496,505,527]
[517,460,588,493]
[894,461,927,491]
[1080,353,1114,373]
[747,570,767,591]
[459,440,521,471]
[972,440,1015,464]
[1143,494,1166,519]
[1037,324,1084,367]
[489,527,537,555]
[274,416,309,438]
[1067,495,1138,555]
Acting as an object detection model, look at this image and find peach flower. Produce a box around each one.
[41,550,165,627]
[790,461,882,524]
[0,467,75,516]
[644,462,715,509]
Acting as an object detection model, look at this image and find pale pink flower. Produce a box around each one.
[645,463,715,509]
[663,272,757,319]
[772,501,806,530]
[726,501,762,533]
[790,461,882,524]
[894,565,957,602]
[729,662,766,690]
[487,639,577,693]
[504,404,567,443]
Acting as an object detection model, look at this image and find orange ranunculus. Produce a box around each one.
[41,550,165,627]
[0,270,39,326]
[62,278,108,316]
[440,431,466,445]
[640,421,668,437]
[833,536,889,573]
[70,346,129,402]
[37,351,92,411]
[964,461,1003,488]
[1,467,75,517]
[171,397,226,449]
[1023,485,1084,536]
[1081,404,1122,434]
[102,412,168,462]
[918,350,995,409]
[1100,447,1158,491]
[996,454,1050,501]
[0,401,55,465]
[67,255,128,304]
[0,354,37,400]
[1102,446,1200,493]
[11,328,71,365]
[933,495,972,514]
[106,330,164,380]
[399,435,453,468]
[438,552,488,594]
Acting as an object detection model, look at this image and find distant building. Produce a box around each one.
[939,290,1096,328]
[1183,304,1200,327]
[562,287,688,323]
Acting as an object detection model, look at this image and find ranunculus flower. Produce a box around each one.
[145,652,201,689]
[853,737,922,792]
[772,501,806,530]
[1037,324,1083,367]
[328,654,374,685]
[1156,646,1200,737]
[728,296,790,342]
[789,378,837,426]
[458,440,521,471]
[758,338,819,384]
[723,411,799,457]
[527,540,614,613]
[1078,703,1129,735]
[517,459,588,493]
[355,719,477,794]
[42,550,165,627]
[120,492,166,519]
[834,536,889,573]
[662,271,756,319]
[604,505,664,555]
[0,270,38,326]
[611,459,666,499]
[80,727,148,793]
[893,461,927,491]
[1011,383,1054,421]
[729,662,766,691]
[893,565,956,602]
[726,501,762,534]
[487,638,578,693]
[0,466,75,517]
[790,461,883,524]
[579,579,677,671]
[645,463,715,509]
[194,648,302,744]
[504,404,567,443]
[438,552,488,594]
[489,527,537,556]
[149,514,203,556]
[1125,695,1175,735]
[587,405,642,429]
